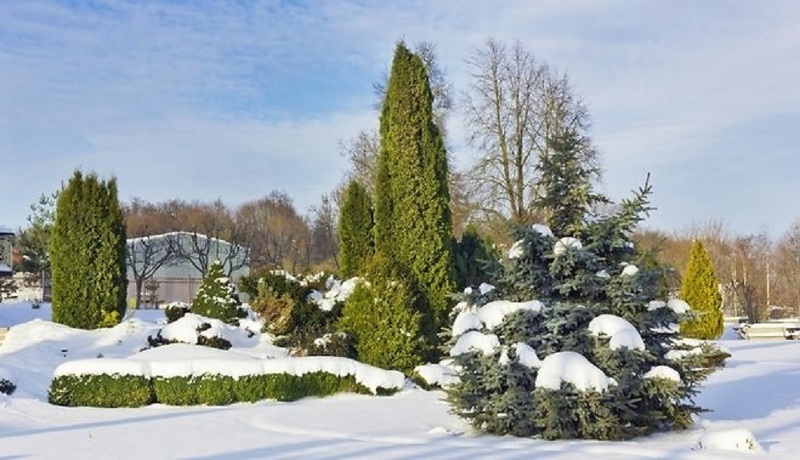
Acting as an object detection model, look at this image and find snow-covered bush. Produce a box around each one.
[144,313,258,351]
[339,277,423,374]
[0,377,16,395]
[164,302,190,323]
[446,186,722,440]
[190,261,246,325]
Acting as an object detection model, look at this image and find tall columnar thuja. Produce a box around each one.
[50,170,127,329]
[373,42,456,350]
[680,240,724,339]
[338,180,375,279]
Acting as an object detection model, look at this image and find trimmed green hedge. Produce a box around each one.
[49,374,154,407]
[49,371,394,408]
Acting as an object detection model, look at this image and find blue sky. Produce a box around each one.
[1,0,798,238]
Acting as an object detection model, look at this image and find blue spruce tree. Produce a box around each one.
[446,179,723,440]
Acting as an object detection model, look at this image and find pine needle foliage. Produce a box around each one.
[536,129,605,239]
[447,179,722,440]
[373,42,456,348]
[680,240,724,339]
[50,170,127,329]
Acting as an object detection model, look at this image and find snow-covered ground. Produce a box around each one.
[1,302,799,459]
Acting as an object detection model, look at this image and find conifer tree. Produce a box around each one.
[447,180,721,440]
[338,180,374,278]
[680,240,724,339]
[50,171,127,329]
[374,42,455,346]
[338,252,424,374]
[536,129,605,238]
[191,260,245,325]
[453,224,499,290]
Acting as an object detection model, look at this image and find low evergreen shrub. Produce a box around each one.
[50,370,396,407]
[165,302,190,323]
[191,261,246,325]
[48,374,154,407]
[0,378,16,395]
[254,271,346,355]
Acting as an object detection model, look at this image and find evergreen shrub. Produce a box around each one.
[49,371,394,407]
[0,378,16,395]
[165,302,190,323]
[446,182,724,440]
[191,261,246,325]
[254,271,346,356]
[50,170,127,329]
[48,374,154,407]
[680,240,724,339]
[338,253,425,373]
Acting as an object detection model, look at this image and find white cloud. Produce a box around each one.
[1,0,798,236]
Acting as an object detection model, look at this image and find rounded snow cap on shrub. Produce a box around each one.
[534,351,614,392]
[553,237,582,255]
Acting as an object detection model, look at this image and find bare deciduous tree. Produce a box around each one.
[126,233,178,308]
[170,200,249,276]
[236,192,308,272]
[463,38,598,226]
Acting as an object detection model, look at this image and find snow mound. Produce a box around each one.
[311,277,359,311]
[535,351,613,392]
[621,264,639,277]
[508,240,524,259]
[643,365,681,382]
[665,347,703,361]
[452,308,482,337]
[452,300,542,336]
[478,283,495,295]
[596,270,610,279]
[450,331,500,356]
[158,313,259,348]
[414,362,460,388]
[478,300,543,330]
[553,237,582,255]
[513,342,541,368]
[695,427,763,453]
[667,299,690,314]
[588,314,645,351]
[531,224,554,237]
[647,300,666,311]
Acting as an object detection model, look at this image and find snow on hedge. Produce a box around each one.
[53,343,404,393]
[588,314,645,351]
[534,351,614,392]
[643,365,681,382]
